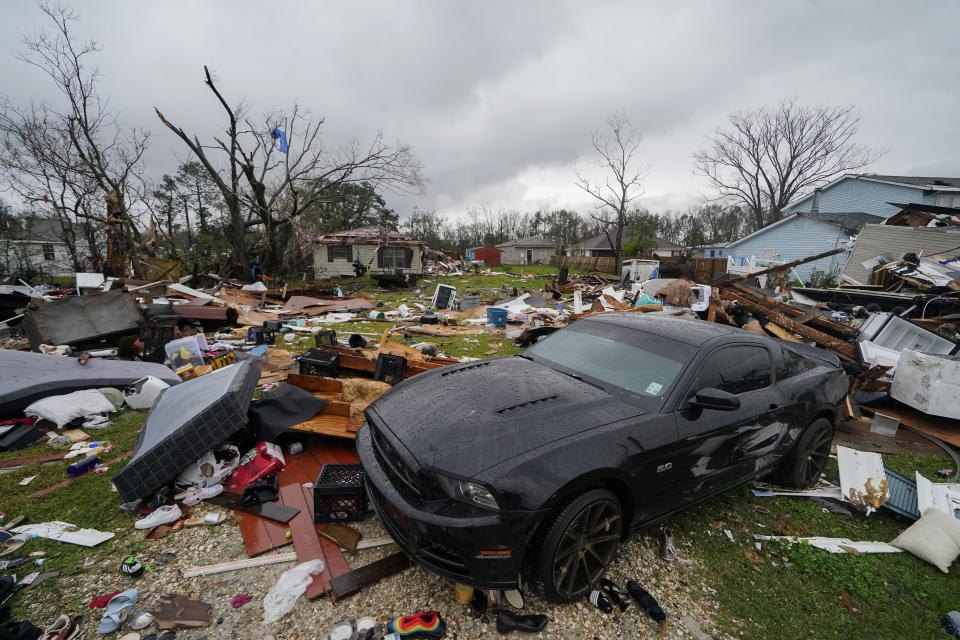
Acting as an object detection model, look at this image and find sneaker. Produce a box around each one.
[182,484,223,506]
[40,614,83,640]
[385,611,446,638]
[134,505,182,530]
[660,527,677,561]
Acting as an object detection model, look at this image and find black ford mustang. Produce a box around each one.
[358,314,847,602]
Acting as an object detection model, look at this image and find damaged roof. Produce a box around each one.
[496,236,557,248]
[316,225,425,246]
[801,212,884,235]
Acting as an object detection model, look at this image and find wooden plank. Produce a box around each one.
[329,551,412,599]
[278,470,331,599]
[181,552,298,578]
[286,374,343,393]
[29,451,131,499]
[289,414,362,438]
[763,322,804,343]
[0,453,66,468]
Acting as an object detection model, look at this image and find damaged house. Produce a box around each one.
[313,225,426,282]
[0,215,98,278]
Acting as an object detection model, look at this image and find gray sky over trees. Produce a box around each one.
[2,0,957,220]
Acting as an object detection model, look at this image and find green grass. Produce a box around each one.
[669,452,960,639]
[0,410,149,615]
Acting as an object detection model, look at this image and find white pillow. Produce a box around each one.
[24,389,117,428]
[890,507,960,573]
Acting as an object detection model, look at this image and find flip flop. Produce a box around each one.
[0,533,32,557]
[99,589,139,634]
[184,512,228,527]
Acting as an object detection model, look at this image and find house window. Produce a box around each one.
[327,245,351,262]
[761,248,776,262]
[379,246,410,269]
[42,243,55,261]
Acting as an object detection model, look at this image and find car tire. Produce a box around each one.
[776,417,834,489]
[531,488,623,603]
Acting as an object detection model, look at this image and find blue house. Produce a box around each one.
[786,174,960,218]
[726,212,883,282]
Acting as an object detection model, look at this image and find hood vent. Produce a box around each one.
[497,395,567,416]
[440,361,491,377]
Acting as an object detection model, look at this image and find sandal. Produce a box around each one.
[184,512,228,527]
[660,527,677,561]
[182,485,223,507]
[0,533,31,557]
[99,590,138,634]
[599,578,630,612]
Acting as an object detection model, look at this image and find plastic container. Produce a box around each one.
[486,307,508,328]
[164,335,205,368]
[226,442,286,490]
[313,463,367,523]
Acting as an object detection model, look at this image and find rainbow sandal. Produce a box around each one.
[385,611,445,639]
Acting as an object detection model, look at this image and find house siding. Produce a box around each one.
[729,216,853,281]
[789,178,936,218]
[0,239,85,277]
[312,243,422,279]
[842,224,960,285]
[498,245,556,265]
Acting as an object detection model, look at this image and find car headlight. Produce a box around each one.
[435,473,500,512]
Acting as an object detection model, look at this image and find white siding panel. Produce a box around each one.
[842,225,960,284]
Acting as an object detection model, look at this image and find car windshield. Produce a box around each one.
[525,321,692,402]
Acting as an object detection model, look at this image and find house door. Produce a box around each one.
[526,249,532,264]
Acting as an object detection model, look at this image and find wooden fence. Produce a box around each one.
[549,255,729,282]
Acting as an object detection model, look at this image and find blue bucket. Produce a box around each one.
[486,307,508,328]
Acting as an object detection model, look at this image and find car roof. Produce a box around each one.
[583,313,760,347]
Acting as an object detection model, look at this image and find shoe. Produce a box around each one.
[182,484,223,506]
[40,614,83,640]
[134,505,182,530]
[385,611,445,638]
[329,618,357,640]
[587,589,613,613]
[129,612,154,630]
[626,581,666,622]
[503,589,524,609]
[121,556,144,577]
[494,610,547,634]
[660,527,677,561]
[599,578,630,612]
[99,590,138,634]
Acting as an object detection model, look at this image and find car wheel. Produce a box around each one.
[778,417,834,489]
[533,489,623,603]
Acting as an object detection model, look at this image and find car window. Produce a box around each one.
[777,346,815,379]
[525,322,692,400]
[692,345,771,395]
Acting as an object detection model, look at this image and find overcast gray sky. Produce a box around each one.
[2,0,958,220]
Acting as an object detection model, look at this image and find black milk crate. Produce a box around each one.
[252,326,277,345]
[262,319,283,332]
[314,330,337,347]
[299,349,340,378]
[374,353,407,386]
[139,324,175,363]
[314,463,367,523]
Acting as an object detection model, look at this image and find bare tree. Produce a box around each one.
[694,99,880,230]
[155,66,424,278]
[575,112,645,274]
[4,2,150,276]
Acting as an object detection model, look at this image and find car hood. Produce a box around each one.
[367,356,646,478]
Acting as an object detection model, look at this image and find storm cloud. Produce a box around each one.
[2,0,958,218]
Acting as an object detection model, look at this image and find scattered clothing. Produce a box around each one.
[230,595,251,609]
[89,591,122,609]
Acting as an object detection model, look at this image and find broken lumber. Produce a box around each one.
[721,290,856,361]
[329,551,412,599]
[727,283,857,338]
[763,322,803,343]
[181,552,297,578]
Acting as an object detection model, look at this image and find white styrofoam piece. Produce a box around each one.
[75,273,105,289]
[752,534,902,554]
[890,349,960,419]
[14,521,114,547]
[837,445,889,515]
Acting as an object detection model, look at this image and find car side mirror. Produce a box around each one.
[689,387,740,411]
